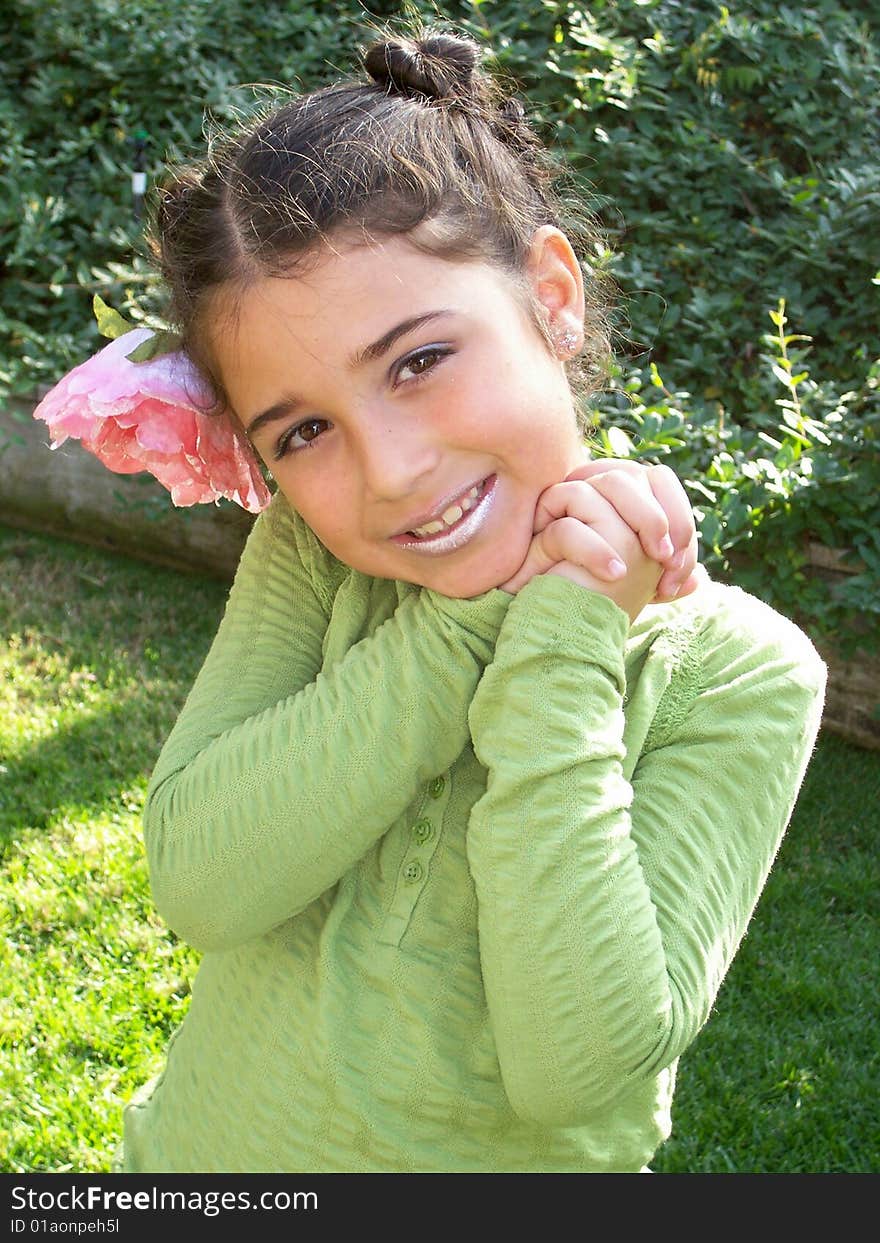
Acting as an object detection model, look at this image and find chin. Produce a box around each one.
[423,556,522,600]
[432,580,494,600]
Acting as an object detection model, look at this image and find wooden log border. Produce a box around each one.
[3,397,878,750]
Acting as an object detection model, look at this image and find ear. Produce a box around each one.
[526,225,586,356]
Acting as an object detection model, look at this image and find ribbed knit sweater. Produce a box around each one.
[120,491,826,1172]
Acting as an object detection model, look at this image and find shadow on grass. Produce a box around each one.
[0,524,228,667]
[1,524,230,854]
[0,692,166,851]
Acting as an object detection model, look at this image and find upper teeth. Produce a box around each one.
[410,484,481,537]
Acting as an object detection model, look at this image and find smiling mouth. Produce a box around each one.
[391,476,497,554]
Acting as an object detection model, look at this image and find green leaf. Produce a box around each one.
[92,294,136,341]
[758,431,783,450]
[605,425,633,457]
[125,330,182,364]
[685,477,717,503]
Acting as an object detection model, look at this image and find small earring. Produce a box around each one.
[554,328,581,357]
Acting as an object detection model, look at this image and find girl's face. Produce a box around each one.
[210,230,589,598]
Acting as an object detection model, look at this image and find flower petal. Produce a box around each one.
[33,331,272,512]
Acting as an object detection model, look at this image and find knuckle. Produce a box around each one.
[549,516,589,558]
[556,515,584,540]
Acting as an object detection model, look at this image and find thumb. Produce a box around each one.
[500,526,563,593]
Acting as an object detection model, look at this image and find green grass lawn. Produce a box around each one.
[1,522,878,1173]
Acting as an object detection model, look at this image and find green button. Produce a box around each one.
[411,818,434,845]
[402,860,424,884]
[428,775,445,798]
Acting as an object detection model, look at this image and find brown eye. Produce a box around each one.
[275,418,330,459]
[395,345,452,385]
[299,419,326,442]
[409,350,440,374]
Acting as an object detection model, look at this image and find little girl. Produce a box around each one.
[38,28,825,1173]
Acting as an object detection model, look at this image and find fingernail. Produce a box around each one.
[656,578,681,600]
[608,558,627,579]
[659,535,675,559]
[670,549,687,570]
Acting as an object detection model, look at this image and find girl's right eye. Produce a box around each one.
[274,418,330,460]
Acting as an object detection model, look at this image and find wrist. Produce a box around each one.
[546,560,661,624]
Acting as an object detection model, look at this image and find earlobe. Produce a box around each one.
[527,225,586,354]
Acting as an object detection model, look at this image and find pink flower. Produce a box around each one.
[32,329,272,513]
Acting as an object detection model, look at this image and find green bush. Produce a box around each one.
[591,301,880,655]
[1,0,366,393]
[505,0,880,400]
[2,0,878,652]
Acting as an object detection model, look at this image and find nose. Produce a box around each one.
[354,402,442,502]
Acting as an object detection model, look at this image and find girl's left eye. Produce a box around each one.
[394,345,452,385]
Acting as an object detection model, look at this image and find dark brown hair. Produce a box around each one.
[149,27,610,427]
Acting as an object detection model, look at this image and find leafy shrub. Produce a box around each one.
[2,0,878,651]
[496,0,880,406]
[592,301,879,655]
[0,0,368,395]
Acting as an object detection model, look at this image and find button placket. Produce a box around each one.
[377,770,452,947]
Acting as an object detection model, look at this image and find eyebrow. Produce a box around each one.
[352,310,452,367]
[244,309,454,440]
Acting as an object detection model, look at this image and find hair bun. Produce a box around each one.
[364,33,481,101]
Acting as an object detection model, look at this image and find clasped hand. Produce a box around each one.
[500,460,703,622]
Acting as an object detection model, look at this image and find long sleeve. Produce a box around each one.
[143,494,510,952]
[465,572,826,1128]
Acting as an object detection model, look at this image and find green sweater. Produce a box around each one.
[121,492,826,1173]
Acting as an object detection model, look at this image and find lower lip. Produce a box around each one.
[391,476,497,556]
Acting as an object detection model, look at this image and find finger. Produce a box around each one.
[656,569,696,601]
[499,521,568,594]
[654,571,684,601]
[540,515,634,581]
[576,469,674,564]
[646,464,698,560]
[532,478,630,535]
[654,529,699,599]
[654,558,707,602]
[563,457,647,484]
[566,459,697,567]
